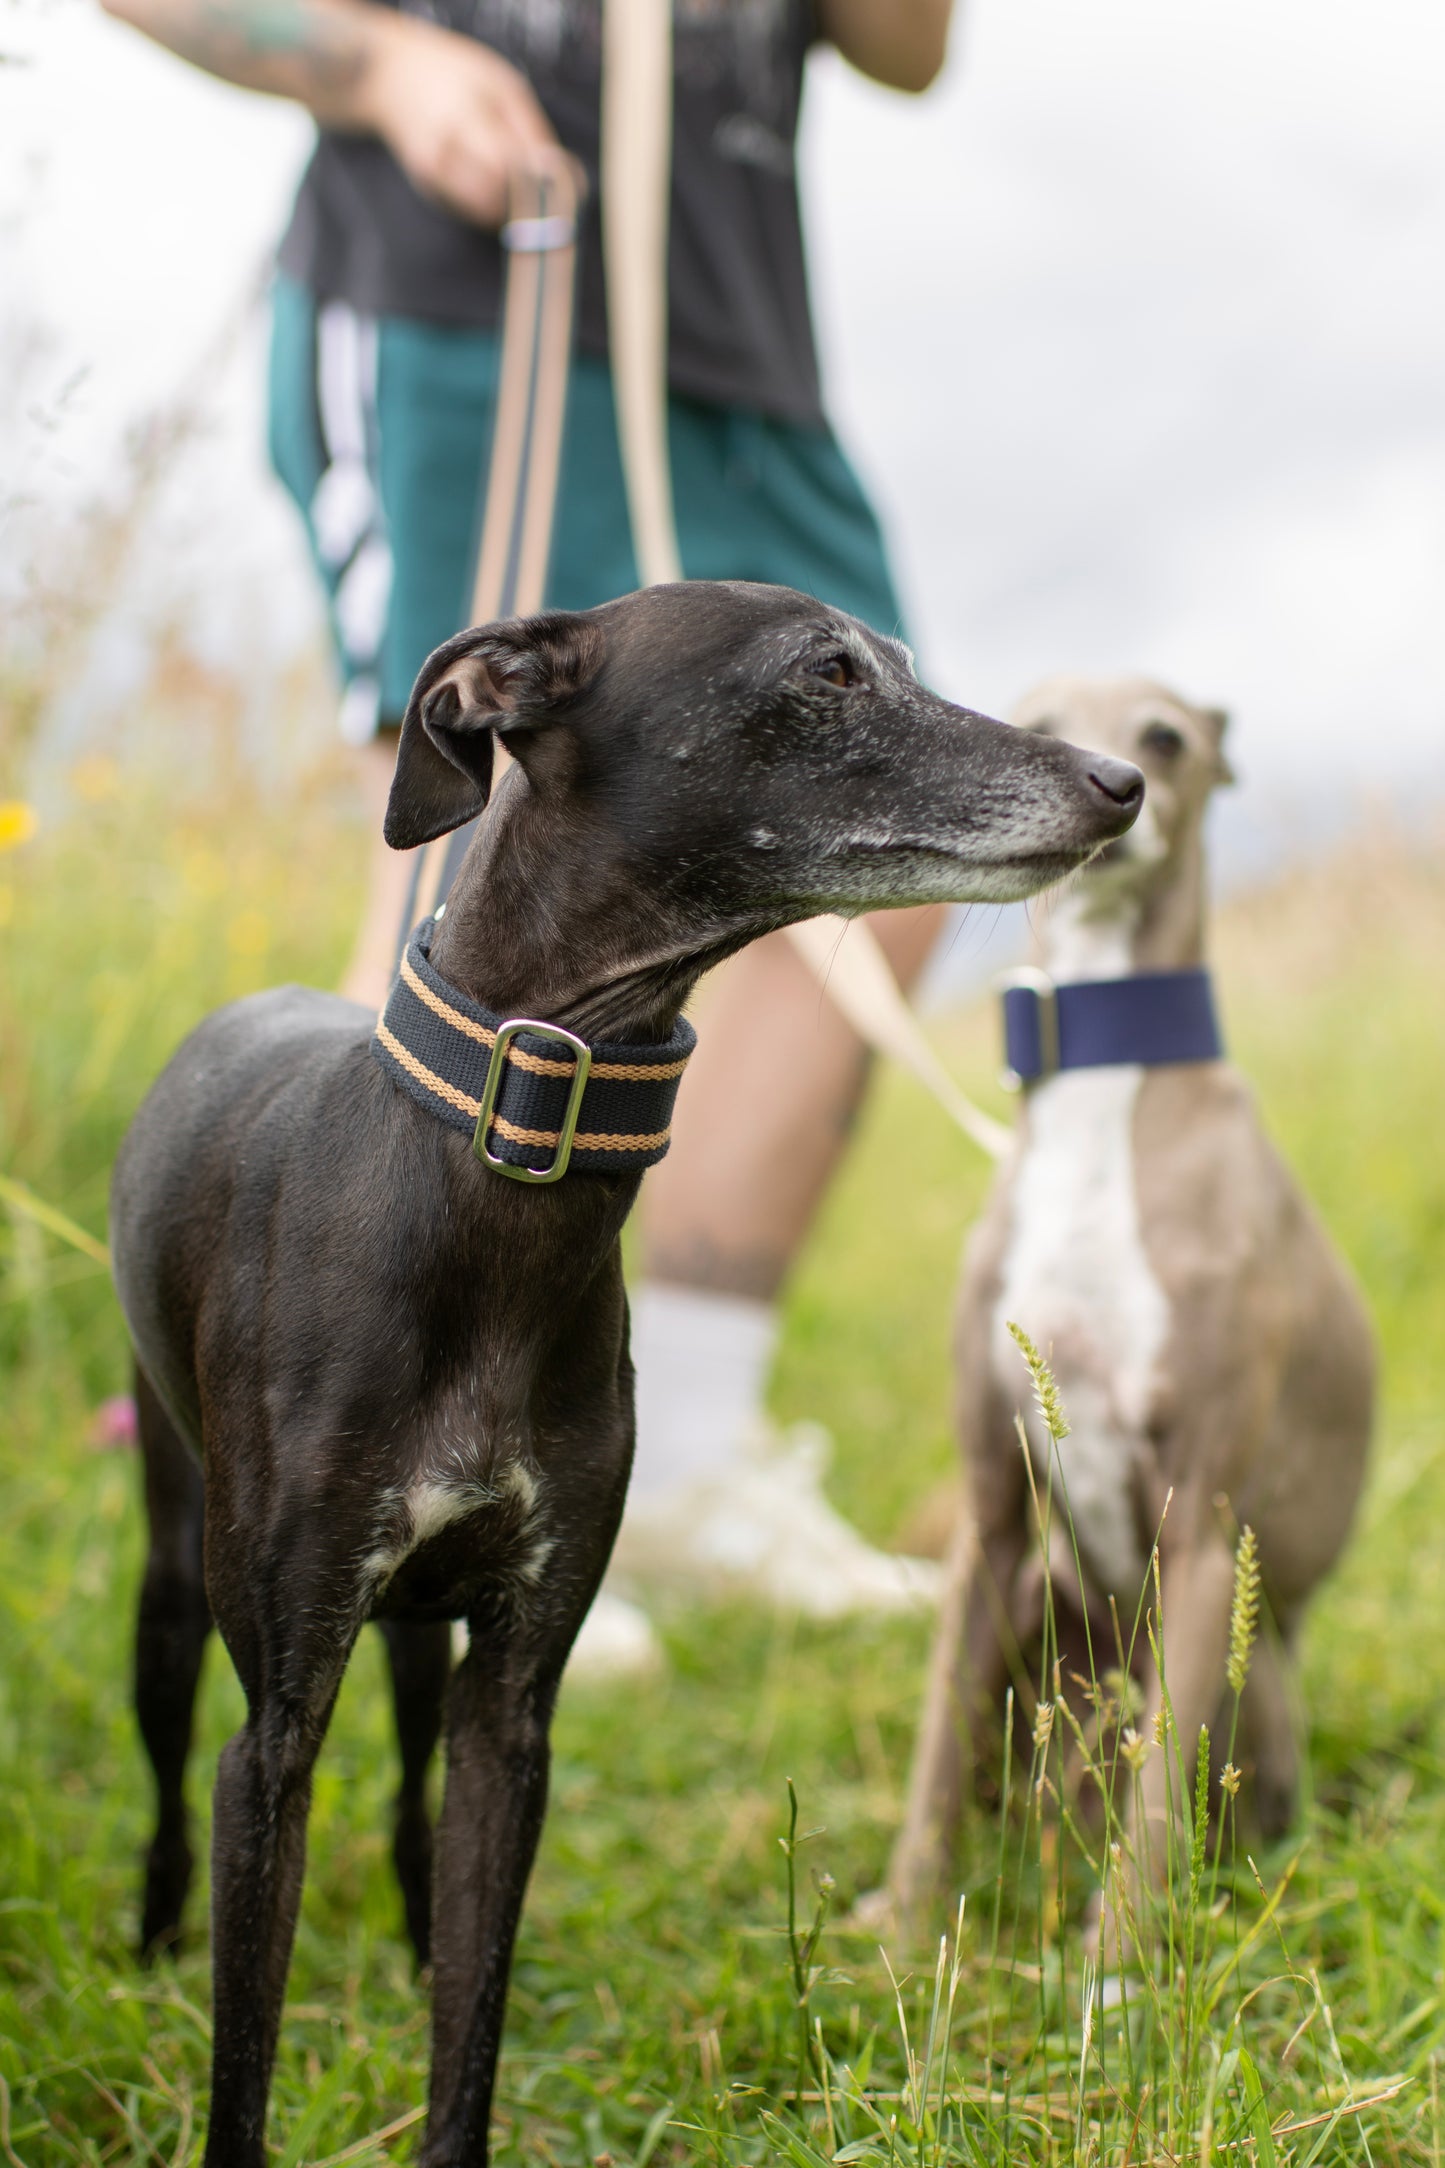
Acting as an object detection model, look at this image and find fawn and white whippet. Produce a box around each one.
[879,675,1373,1955]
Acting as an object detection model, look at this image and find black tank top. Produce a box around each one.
[278,0,825,426]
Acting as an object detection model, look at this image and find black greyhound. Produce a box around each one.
[110,581,1142,2166]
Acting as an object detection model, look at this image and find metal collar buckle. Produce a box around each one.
[474,1019,592,1184]
[999,967,1059,1093]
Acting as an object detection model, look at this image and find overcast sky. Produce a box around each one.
[4,0,1443,863]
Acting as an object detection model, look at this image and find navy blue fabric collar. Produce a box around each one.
[1001,966,1223,1088]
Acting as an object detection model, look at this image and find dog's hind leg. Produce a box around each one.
[133,1364,211,1959]
[378,1618,452,1966]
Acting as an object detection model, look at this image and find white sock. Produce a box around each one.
[628,1282,778,1500]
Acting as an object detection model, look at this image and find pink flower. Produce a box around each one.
[90,1394,139,1449]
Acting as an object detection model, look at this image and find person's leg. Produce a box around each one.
[613,405,944,1610]
[337,313,509,1004]
[640,907,944,1304]
[268,288,504,1009]
[339,737,416,1007]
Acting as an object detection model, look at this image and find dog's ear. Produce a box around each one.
[384,612,606,849]
[1200,704,1236,787]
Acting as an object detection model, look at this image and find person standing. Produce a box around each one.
[100,0,956,1636]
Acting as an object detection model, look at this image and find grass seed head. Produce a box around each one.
[1007,1321,1071,1442]
[1227,1525,1261,1696]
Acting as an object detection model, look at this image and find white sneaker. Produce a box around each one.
[564,1590,665,1682]
[453,1592,664,1683]
[612,1422,941,1618]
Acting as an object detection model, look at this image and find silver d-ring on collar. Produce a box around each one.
[998,967,1059,1093]
[474,1019,592,1184]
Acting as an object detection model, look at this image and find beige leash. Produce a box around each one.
[407,157,584,928]
[602,0,682,589]
[599,2,1009,1163]
[785,918,1013,1159]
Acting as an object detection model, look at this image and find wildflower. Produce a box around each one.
[0,801,39,852]
[89,1395,139,1451]
[1227,1525,1261,1695]
[1007,1321,1071,1441]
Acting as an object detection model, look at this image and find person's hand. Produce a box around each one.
[362,13,561,228]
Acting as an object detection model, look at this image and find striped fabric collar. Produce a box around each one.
[372,919,696,1184]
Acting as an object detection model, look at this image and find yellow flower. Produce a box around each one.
[0,801,39,852]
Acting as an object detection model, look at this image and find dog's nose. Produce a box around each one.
[1084,755,1145,816]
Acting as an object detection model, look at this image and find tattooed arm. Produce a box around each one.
[98,0,559,226]
[817,0,955,93]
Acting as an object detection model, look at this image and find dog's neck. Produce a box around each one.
[1040,826,1208,979]
[424,786,752,1045]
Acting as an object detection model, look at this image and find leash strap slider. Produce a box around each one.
[998,968,1059,1092]
[500,213,578,254]
[475,1019,592,1184]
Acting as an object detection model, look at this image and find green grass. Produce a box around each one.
[3,711,1444,2164]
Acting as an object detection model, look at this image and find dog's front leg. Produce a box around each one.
[1096,1533,1236,1972]
[420,1633,564,2168]
[1234,1617,1301,1840]
[203,1517,362,2168]
[882,1512,1029,1928]
[206,1701,348,2163]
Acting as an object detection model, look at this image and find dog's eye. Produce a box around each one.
[1140,720,1185,759]
[808,655,857,690]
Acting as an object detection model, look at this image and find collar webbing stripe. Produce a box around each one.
[399,953,495,1049]
[372,920,696,1174]
[492,1114,673,1153]
[376,1018,483,1119]
[399,952,690,1082]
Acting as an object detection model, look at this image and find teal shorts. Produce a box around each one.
[267,274,906,736]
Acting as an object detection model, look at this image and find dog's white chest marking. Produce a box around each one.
[993,900,1169,1600]
[363,1459,551,1593]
